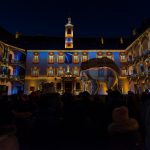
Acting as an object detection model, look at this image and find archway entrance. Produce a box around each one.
[80,57,120,95]
[61,77,76,93]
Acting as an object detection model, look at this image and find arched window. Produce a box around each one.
[2,66,8,75]
[67,28,71,34]
[9,54,12,63]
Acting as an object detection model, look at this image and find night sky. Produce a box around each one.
[0,0,149,37]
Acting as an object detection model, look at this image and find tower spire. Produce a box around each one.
[68,17,71,24]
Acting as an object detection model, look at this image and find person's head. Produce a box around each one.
[106,89,113,95]
[21,94,28,101]
[112,106,129,123]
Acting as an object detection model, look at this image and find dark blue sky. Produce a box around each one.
[0,0,149,37]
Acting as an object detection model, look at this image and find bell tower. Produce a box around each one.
[65,17,73,49]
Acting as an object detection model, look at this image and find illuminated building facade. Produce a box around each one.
[0,40,26,95]
[0,18,150,95]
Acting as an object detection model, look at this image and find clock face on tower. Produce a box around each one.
[65,52,72,63]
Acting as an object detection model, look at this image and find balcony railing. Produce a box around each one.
[127,70,150,79]
[8,75,25,81]
[9,59,25,68]
[0,74,25,82]
[0,74,8,79]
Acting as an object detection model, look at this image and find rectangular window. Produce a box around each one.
[33,52,39,64]
[82,52,88,62]
[73,53,79,63]
[106,52,113,60]
[48,53,54,64]
[58,67,64,76]
[47,67,54,76]
[58,53,64,64]
[120,53,127,62]
[120,55,126,62]
[31,67,39,77]
[97,52,103,59]
[73,67,79,76]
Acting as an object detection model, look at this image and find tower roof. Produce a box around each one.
[65,17,73,27]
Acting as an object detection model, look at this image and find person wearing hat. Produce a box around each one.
[108,106,141,150]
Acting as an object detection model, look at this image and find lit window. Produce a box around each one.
[31,66,39,77]
[58,67,64,76]
[107,55,112,60]
[73,67,79,76]
[97,55,102,59]
[73,53,79,63]
[121,69,127,76]
[128,66,134,75]
[82,52,88,62]
[47,67,54,76]
[97,52,103,59]
[120,53,127,62]
[58,53,64,64]
[107,53,113,60]
[33,52,39,63]
[48,52,54,64]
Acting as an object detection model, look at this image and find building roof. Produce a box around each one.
[0,18,150,50]
[5,36,132,50]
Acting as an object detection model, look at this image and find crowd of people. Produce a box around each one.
[0,89,150,150]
